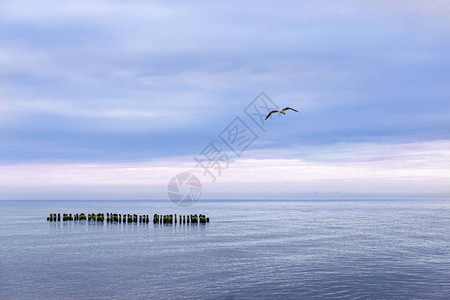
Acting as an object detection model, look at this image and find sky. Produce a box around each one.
[0,0,449,200]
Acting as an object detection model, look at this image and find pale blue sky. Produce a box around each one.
[0,1,449,199]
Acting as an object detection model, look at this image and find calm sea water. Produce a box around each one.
[0,200,449,299]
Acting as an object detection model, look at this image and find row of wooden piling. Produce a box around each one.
[47,213,210,224]
[153,214,209,224]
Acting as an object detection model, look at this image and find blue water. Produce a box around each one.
[0,200,449,299]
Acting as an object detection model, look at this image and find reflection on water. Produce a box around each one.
[0,200,449,299]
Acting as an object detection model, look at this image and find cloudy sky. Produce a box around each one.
[0,0,449,200]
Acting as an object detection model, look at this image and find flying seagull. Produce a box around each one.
[265,107,299,120]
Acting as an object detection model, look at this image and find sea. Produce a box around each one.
[0,199,449,299]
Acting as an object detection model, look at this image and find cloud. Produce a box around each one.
[0,140,448,199]
[0,0,448,198]
[0,1,174,23]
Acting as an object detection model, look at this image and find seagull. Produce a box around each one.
[265,107,299,120]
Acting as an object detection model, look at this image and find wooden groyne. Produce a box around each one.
[47,213,210,224]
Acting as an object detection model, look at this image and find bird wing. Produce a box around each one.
[283,107,299,112]
[265,110,278,120]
